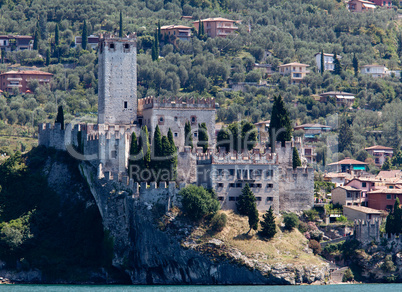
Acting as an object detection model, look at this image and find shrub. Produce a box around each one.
[342,268,354,282]
[298,222,308,233]
[179,185,220,221]
[283,213,299,230]
[210,212,227,232]
[336,215,348,222]
[382,255,396,272]
[308,239,321,255]
[303,209,319,221]
[310,230,324,242]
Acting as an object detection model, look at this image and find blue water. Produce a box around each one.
[0,284,401,292]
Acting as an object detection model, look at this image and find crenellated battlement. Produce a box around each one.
[138,96,215,113]
[196,149,277,165]
[354,218,381,244]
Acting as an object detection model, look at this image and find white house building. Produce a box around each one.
[315,53,341,72]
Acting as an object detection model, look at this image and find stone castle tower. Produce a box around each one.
[98,36,137,125]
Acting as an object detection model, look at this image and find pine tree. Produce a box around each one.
[338,117,353,153]
[320,50,324,75]
[247,207,259,235]
[82,20,88,50]
[33,30,40,50]
[197,123,209,153]
[237,183,256,216]
[293,147,302,169]
[55,105,64,130]
[353,53,358,77]
[55,24,60,46]
[46,48,50,66]
[185,121,193,149]
[268,95,292,152]
[119,11,123,38]
[260,206,276,239]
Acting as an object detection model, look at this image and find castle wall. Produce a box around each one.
[38,123,68,150]
[177,146,197,184]
[98,36,137,125]
[354,219,381,243]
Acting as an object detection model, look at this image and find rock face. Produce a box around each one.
[81,163,329,285]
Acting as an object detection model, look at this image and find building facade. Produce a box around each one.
[368,189,402,211]
[75,35,100,49]
[160,25,192,43]
[193,18,238,38]
[361,65,389,78]
[315,53,341,72]
[348,0,377,12]
[0,70,53,94]
[332,186,362,206]
[0,35,33,52]
[365,145,393,167]
[343,205,382,222]
[278,62,309,84]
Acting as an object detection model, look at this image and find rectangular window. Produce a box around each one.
[124,101,127,109]
[265,170,273,178]
[267,184,273,188]
[174,133,178,137]
[256,183,262,188]
[362,182,367,187]
[256,197,262,201]
[236,183,242,188]
[194,132,197,137]
[387,194,392,200]
[229,183,235,188]
[347,192,352,198]
[217,183,224,188]
[218,196,224,201]
[394,194,397,199]
[229,197,236,201]
[266,197,273,202]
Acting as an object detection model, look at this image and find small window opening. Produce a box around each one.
[109,43,115,49]
[124,101,127,109]
[124,44,130,49]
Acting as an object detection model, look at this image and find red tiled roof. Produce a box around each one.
[328,159,368,166]
[161,25,192,30]
[194,17,236,23]
[365,145,394,151]
[368,188,402,194]
[376,170,401,179]
[1,70,53,76]
[278,62,309,67]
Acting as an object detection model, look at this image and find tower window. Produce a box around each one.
[109,43,115,49]
[158,116,165,125]
[174,133,178,137]
[124,101,127,109]
[174,116,178,121]
[124,44,130,49]
[191,116,197,124]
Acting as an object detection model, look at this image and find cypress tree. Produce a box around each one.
[237,183,256,216]
[382,157,392,171]
[293,147,302,169]
[268,95,292,152]
[128,132,139,180]
[152,125,163,178]
[55,105,64,130]
[167,128,177,181]
[247,207,259,235]
[320,50,324,75]
[33,30,40,50]
[185,121,193,149]
[139,126,151,179]
[260,206,276,239]
[157,20,161,42]
[394,197,402,234]
[241,121,257,151]
[168,128,176,152]
[217,127,230,152]
[39,12,47,40]
[119,11,123,38]
[82,20,88,50]
[333,52,342,75]
[197,123,208,153]
[353,53,358,77]
[55,24,60,46]
[338,117,353,153]
[46,48,50,66]
[161,136,171,182]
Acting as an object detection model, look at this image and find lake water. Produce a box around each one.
[0,284,401,292]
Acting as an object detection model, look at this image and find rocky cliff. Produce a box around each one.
[81,162,330,285]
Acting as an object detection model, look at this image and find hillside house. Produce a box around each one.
[278,62,309,84]
[324,172,353,187]
[0,70,53,94]
[361,65,389,78]
[0,35,33,52]
[193,18,238,38]
[253,63,273,78]
[254,120,270,143]
[368,189,402,211]
[75,35,99,49]
[319,91,355,108]
[315,53,341,72]
[365,145,394,167]
[327,158,368,173]
[160,25,192,43]
[344,177,381,206]
[348,0,377,12]
[371,0,392,8]
[294,123,331,142]
[343,205,382,221]
[332,186,363,206]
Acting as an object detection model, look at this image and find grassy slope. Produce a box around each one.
[188,210,324,266]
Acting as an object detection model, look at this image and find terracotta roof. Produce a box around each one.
[324,172,352,178]
[194,17,236,23]
[343,205,382,214]
[365,145,394,151]
[368,188,402,194]
[1,70,53,76]
[254,120,270,126]
[278,62,309,67]
[362,64,387,68]
[347,177,380,183]
[319,91,355,96]
[336,186,361,191]
[328,159,368,166]
[294,123,331,129]
[161,25,192,30]
[377,170,401,179]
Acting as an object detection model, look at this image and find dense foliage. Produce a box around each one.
[283,212,299,230]
[260,206,276,239]
[179,185,220,221]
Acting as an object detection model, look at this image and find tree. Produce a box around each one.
[338,117,353,153]
[382,157,392,170]
[342,268,354,282]
[55,105,64,130]
[386,198,401,234]
[46,48,50,66]
[241,121,257,150]
[283,213,299,230]
[33,30,40,51]
[333,52,342,75]
[139,126,151,179]
[247,207,259,235]
[353,53,358,77]
[260,206,276,239]
[157,20,161,42]
[167,129,177,181]
[392,150,402,166]
[82,20,88,50]
[179,185,220,221]
[320,50,324,75]
[210,212,227,232]
[55,24,60,46]
[216,127,230,152]
[39,12,47,40]
[128,132,139,180]
[293,147,302,169]
[161,136,171,181]
[119,11,123,38]
[269,95,292,152]
[236,183,256,216]
[197,123,208,153]
[185,121,193,149]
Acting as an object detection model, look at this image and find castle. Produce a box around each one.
[38,35,314,214]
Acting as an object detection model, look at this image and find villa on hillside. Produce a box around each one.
[365,145,394,167]
[294,123,331,142]
[278,62,309,84]
[371,0,393,8]
[0,35,33,52]
[160,25,192,43]
[314,53,341,73]
[361,64,389,78]
[318,91,356,108]
[327,158,367,173]
[348,0,377,12]
[75,35,99,49]
[0,70,53,94]
[368,189,402,211]
[193,18,238,38]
